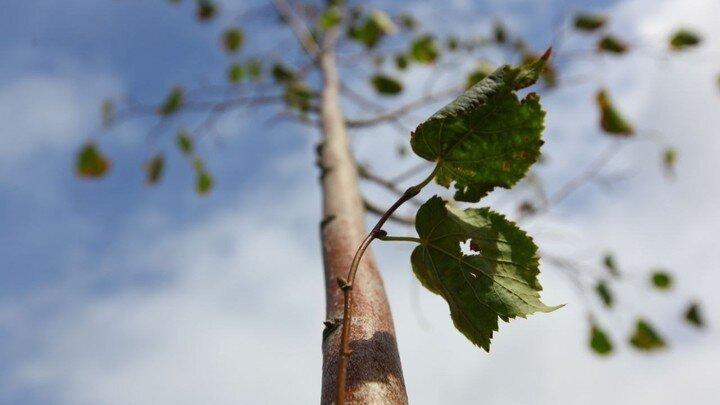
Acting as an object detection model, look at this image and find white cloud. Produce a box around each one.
[0,72,120,162]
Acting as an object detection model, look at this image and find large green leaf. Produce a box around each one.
[629,319,666,351]
[410,52,548,202]
[411,196,559,351]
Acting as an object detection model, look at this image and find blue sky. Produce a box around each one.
[1,0,719,404]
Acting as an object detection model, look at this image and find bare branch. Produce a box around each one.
[363,198,415,225]
[358,164,422,207]
[272,0,322,60]
[346,84,464,128]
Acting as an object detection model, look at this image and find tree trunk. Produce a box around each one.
[317,38,408,404]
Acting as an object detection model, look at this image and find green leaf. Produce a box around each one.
[446,36,459,51]
[597,35,629,54]
[398,13,416,31]
[651,271,672,290]
[157,86,185,116]
[76,143,110,178]
[145,153,165,185]
[101,99,114,127]
[629,319,666,351]
[590,325,614,355]
[409,35,439,64]
[596,89,634,136]
[662,147,677,177]
[247,59,263,81]
[684,303,704,328]
[347,10,396,49]
[595,281,614,308]
[411,196,560,351]
[271,63,296,83]
[574,13,607,31]
[603,253,621,277]
[410,51,549,202]
[493,21,507,44]
[222,29,244,53]
[395,54,409,70]
[227,63,244,84]
[669,29,702,50]
[193,158,213,195]
[370,74,403,95]
[176,129,194,156]
[319,7,342,30]
[285,83,313,112]
[196,0,217,21]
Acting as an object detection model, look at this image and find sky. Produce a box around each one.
[0,0,719,404]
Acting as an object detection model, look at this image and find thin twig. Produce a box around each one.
[336,166,437,405]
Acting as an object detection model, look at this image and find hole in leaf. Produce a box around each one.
[460,238,481,257]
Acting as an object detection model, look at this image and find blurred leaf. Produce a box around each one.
[227,62,244,84]
[196,0,217,21]
[684,303,704,328]
[574,13,607,31]
[603,253,621,277]
[493,20,507,44]
[193,158,213,195]
[101,99,114,127]
[222,29,244,53]
[409,35,439,64]
[76,143,110,178]
[271,63,296,83]
[157,86,185,116]
[176,129,193,155]
[285,83,314,112]
[518,201,536,216]
[629,319,666,351]
[398,13,416,30]
[595,281,614,308]
[651,271,673,290]
[145,153,165,185]
[662,147,678,177]
[395,54,409,70]
[347,10,395,49]
[319,7,342,30]
[596,89,634,136]
[669,29,702,50]
[410,51,549,202]
[247,59,263,80]
[590,325,614,355]
[446,36,459,51]
[411,196,560,351]
[597,35,629,54]
[370,74,403,95]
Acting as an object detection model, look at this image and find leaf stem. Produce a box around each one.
[335,165,437,405]
[378,235,422,243]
